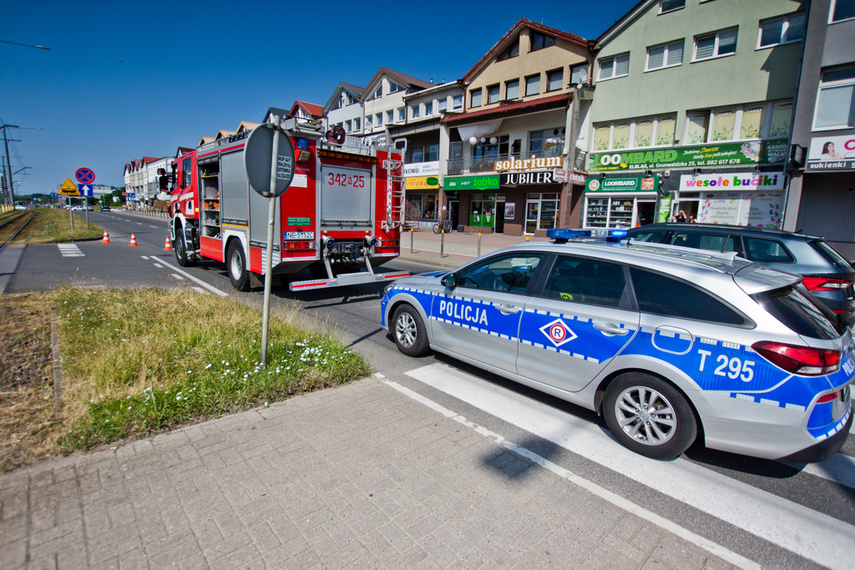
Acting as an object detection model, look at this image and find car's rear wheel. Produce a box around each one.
[603,372,697,460]
[392,304,429,356]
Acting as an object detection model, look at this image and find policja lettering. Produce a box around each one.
[439,299,489,326]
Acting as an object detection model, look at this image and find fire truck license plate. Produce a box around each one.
[286,231,314,240]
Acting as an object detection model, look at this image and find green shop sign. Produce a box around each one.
[444,174,500,191]
[585,176,659,192]
[589,139,788,172]
[287,217,311,225]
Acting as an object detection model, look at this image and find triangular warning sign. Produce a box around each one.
[59,178,80,196]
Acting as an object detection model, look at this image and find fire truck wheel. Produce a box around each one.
[227,241,251,291]
[174,228,196,267]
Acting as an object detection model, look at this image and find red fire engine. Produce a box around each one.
[168,118,410,291]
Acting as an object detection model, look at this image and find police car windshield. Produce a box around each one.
[753,285,843,339]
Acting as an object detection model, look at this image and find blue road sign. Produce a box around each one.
[78,184,93,197]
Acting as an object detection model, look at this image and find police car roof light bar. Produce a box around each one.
[547,228,628,244]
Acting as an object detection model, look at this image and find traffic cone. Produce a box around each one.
[163,235,173,251]
[102,231,110,244]
[129,233,139,247]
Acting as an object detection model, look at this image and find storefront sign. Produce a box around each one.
[500,171,560,185]
[697,191,783,228]
[494,156,562,172]
[445,174,500,191]
[585,176,658,192]
[504,202,516,219]
[553,169,587,185]
[680,171,785,190]
[589,139,788,172]
[403,161,440,177]
[806,135,855,171]
[405,176,440,190]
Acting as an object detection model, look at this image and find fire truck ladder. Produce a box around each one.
[383,138,408,231]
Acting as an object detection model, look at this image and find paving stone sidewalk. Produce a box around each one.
[0,375,741,569]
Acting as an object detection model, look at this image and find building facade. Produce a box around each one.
[584,0,804,230]
[785,0,855,257]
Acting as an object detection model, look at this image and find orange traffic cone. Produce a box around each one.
[102,231,110,244]
[129,233,139,247]
[163,235,173,251]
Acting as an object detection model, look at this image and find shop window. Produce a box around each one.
[408,193,436,220]
[598,53,630,81]
[646,40,684,71]
[487,84,500,104]
[525,74,541,96]
[471,88,482,107]
[471,194,499,228]
[531,32,556,51]
[498,38,520,61]
[757,14,804,48]
[694,28,737,61]
[831,0,855,23]
[547,68,564,91]
[506,79,519,99]
[814,67,855,130]
[660,0,685,14]
[526,193,558,233]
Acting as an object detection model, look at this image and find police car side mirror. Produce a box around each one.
[441,273,456,288]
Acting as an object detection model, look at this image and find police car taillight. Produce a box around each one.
[752,341,841,376]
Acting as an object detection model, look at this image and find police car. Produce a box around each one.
[380,229,854,461]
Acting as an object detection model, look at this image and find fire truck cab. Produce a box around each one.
[169,117,409,291]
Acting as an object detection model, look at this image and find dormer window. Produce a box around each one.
[498,39,519,61]
[531,32,556,51]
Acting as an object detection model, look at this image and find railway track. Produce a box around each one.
[0,211,37,254]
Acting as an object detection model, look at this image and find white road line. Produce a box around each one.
[152,263,163,269]
[382,374,758,570]
[171,274,185,280]
[140,255,227,296]
[191,286,207,295]
[405,363,855,570]
[57,244,84,257]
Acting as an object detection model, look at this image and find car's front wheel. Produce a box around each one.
[603,372,697,460]
[227,241,251,291]
[174,227,195,267]
[392,304,429,356]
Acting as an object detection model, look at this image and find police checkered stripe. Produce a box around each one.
[819,409,851,440]
[731,392,806,412]
[519,339,599,363]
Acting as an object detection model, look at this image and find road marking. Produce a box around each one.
[138,255,226,296]
[405,363,855,570]
[171,274,184,280]
[152,263,163,269]
[57,244,84,257]
[381,374,758,570]
[192,286,207,295]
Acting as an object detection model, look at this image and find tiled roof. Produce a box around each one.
[291,100,325,118]
[442,93,572,124]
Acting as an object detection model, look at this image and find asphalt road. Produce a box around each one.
[5,210,855,568]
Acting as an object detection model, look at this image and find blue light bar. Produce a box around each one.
[547,228,628,243]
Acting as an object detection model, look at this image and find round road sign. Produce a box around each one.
[75,168,95,184]
[244,124,295,197]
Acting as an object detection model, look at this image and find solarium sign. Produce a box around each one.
[589,140,788,172]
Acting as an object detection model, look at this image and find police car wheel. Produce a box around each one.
[227,241,251,292]
[603,373,697,460]
[392,305,429,356]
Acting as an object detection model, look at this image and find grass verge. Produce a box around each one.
[3,208,104,244]
[0,286,369,471]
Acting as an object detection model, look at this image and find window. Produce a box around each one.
[344,120,351,132]
[814,67,855,129]
[571,64,588,84]
[529,129,565,156]
[685,101,792,143]
[457,252,542,293]
[353,117,360,131]
[375,113,383,127]
[544,257,626,307]
[386,110,394,124]
[525,193,558,233]
[531,32,556,51]
[660,0,685,13]
[547,68,564,91]
[598,53,630,80]
[370,85,383,99]
[425,101,433,115]
[411,147,424,162]
[646,40,684,71]
[397,107,406,122]
[426,144,439,162]
[388,80,404,93]
[487,84,500,104]
[365,115,372,129]
[758,15,804,48]
[831,0,855,22]
[593,115,677,151]
[694,28,738,60]
[630,268,745,324]
[525,74,541,96]
[471,88,482,107]
[411,104,420,119]
[505,79,519,99]
[453,95,463,110]
[438,98,447,113]
[498,39,519,61]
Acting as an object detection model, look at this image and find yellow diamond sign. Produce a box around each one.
[59,178,80,196]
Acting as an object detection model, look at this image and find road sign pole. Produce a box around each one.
[260,118,283,366]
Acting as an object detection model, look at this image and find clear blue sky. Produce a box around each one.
[1,0,639,197]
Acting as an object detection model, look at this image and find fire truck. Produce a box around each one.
[168,118,410,291]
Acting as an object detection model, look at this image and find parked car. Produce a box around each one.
[381,230,853,462]
[624,223,855,325]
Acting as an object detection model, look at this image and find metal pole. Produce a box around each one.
[440,230,445,258]
[410,228,414,253]
[477,232,482,258]
[2,126,18,205]
[261,119,282,365]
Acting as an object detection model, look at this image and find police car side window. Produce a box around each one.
[629,268,745,325]
[457,253,542,293]
[544,257,626,307]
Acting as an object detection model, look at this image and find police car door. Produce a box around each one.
[430,252,544,373]
[517,256,639,392]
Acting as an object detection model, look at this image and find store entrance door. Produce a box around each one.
[495,201,505,233]
[636,200,656,226]
[448,200,459,230]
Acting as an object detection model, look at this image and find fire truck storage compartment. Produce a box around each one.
[320,165,373,228]
[199,159,221,238]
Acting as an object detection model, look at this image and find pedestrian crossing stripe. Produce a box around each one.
[57,244,84,257]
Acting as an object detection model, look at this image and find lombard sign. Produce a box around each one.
[680,171,785,191]
[494,156,563,172]
[806,134,855,171]
[445,174,500,190]
[403,161,440,177]
[585,176,658,192]
[589,139,788,172]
